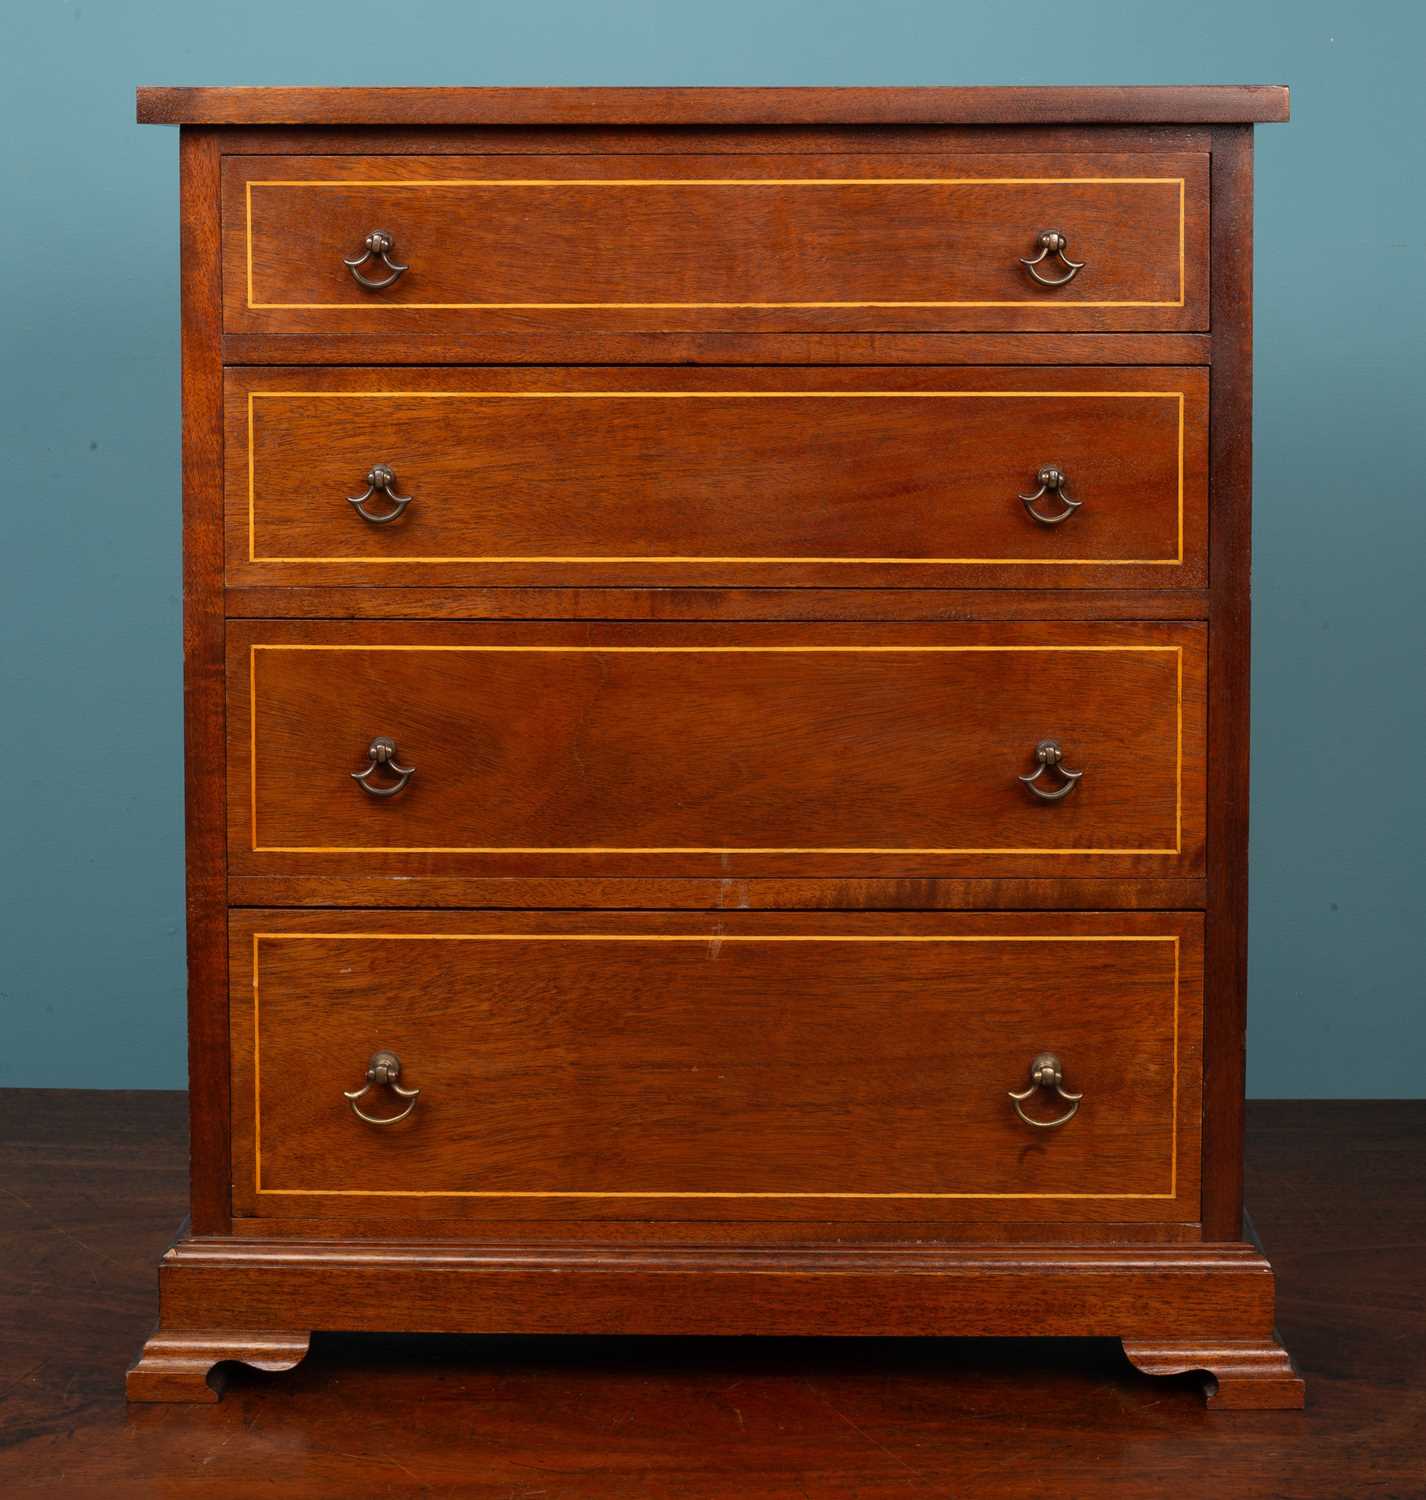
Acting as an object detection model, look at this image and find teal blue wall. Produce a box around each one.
[4,2,1422,1094]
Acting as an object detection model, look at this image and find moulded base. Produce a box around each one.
[127,1234,1302,1408]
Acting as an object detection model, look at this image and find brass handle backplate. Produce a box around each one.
[348,463,413,525]
[1019,229,1085,287]
[1008,1052,1083,1129]
[1019,738,1084,801]
[344,1050,421,1125]
[1018,465,1082,526]
[352,736,415,798]
[343,229,408,290]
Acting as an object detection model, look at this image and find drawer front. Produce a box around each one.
[227,621,1205,881]
[222,153,1208,334]
[226,366,1207,590]
[230,910,1203,1224]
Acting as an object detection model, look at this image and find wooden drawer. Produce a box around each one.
[227,620,1205,881]
[226,366,1207,590]
[230,910,1203,1224]
[221,153,1208,334]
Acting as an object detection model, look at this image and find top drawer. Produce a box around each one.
[221,153,1209,335]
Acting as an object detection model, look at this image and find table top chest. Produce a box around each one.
[130,85,1299,1409]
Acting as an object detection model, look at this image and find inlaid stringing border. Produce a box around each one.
[245,390,1186,567]
[245,643,1185,855]
[244,175,1187,309]
[248,931,1181,1201]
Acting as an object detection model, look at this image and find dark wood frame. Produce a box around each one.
[131,88,1298,1410]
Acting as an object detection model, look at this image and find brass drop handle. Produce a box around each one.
[1008,1052,1083,1129]
[351,736,415,798]
[348,463,413,525]
[1019,739,1084,801]
[344,1050,421,1126]
[1019,229,1085,287]
[1018,465,1082,526]
[343,229,408,290]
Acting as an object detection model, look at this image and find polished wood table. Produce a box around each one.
[1,1092,1420,1496]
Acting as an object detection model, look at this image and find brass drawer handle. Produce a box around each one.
[1018,465,1082,526]
[351,736,415,798]
[343,229,408,290]
[344,1050,421,1126]
[1019,229,1085,288]
[1019,738,1083,801]
[348,463,413,525]
[1008,1052,1083,1129]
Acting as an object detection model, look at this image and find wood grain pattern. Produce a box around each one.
[223,586,1211,622]
[125,1330,310,1403]
[226,874,1207,911]
[149,1239,1271,1338]
[1201,128,1255,1241]
[178,130,230,1237]
[226,620,1206,881]
[137,84,1291,126]
[222,152,1208,334]
[130,1235,1297,1406]
[226,365,1208,590]
[225,1214,1208,1245]
[1121,1338,1303,1409]
[222,329,1214,367]
[196,123,1223,157]
[227,909,1202,1224]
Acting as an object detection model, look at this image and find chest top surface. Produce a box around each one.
[136,84,1290,127]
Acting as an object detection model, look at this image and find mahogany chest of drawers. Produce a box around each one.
[131,84,1299,1408]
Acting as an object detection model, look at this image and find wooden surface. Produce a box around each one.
[223,873,1208,911]
[137,84,1292,126]
[1200,127,1255,1240]
[226,365,1208,590]
[226,620,1206,882]
[2,1093,1414,1494]
[223,585,1212,621]
[131,101,1286,1417]
[177,130,230,1237]
[221,328,1215,365]
[227,910,1202,1223]
[131,1237,1289,1402]
[223,152,1207,334]
[210,125,1222,156]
